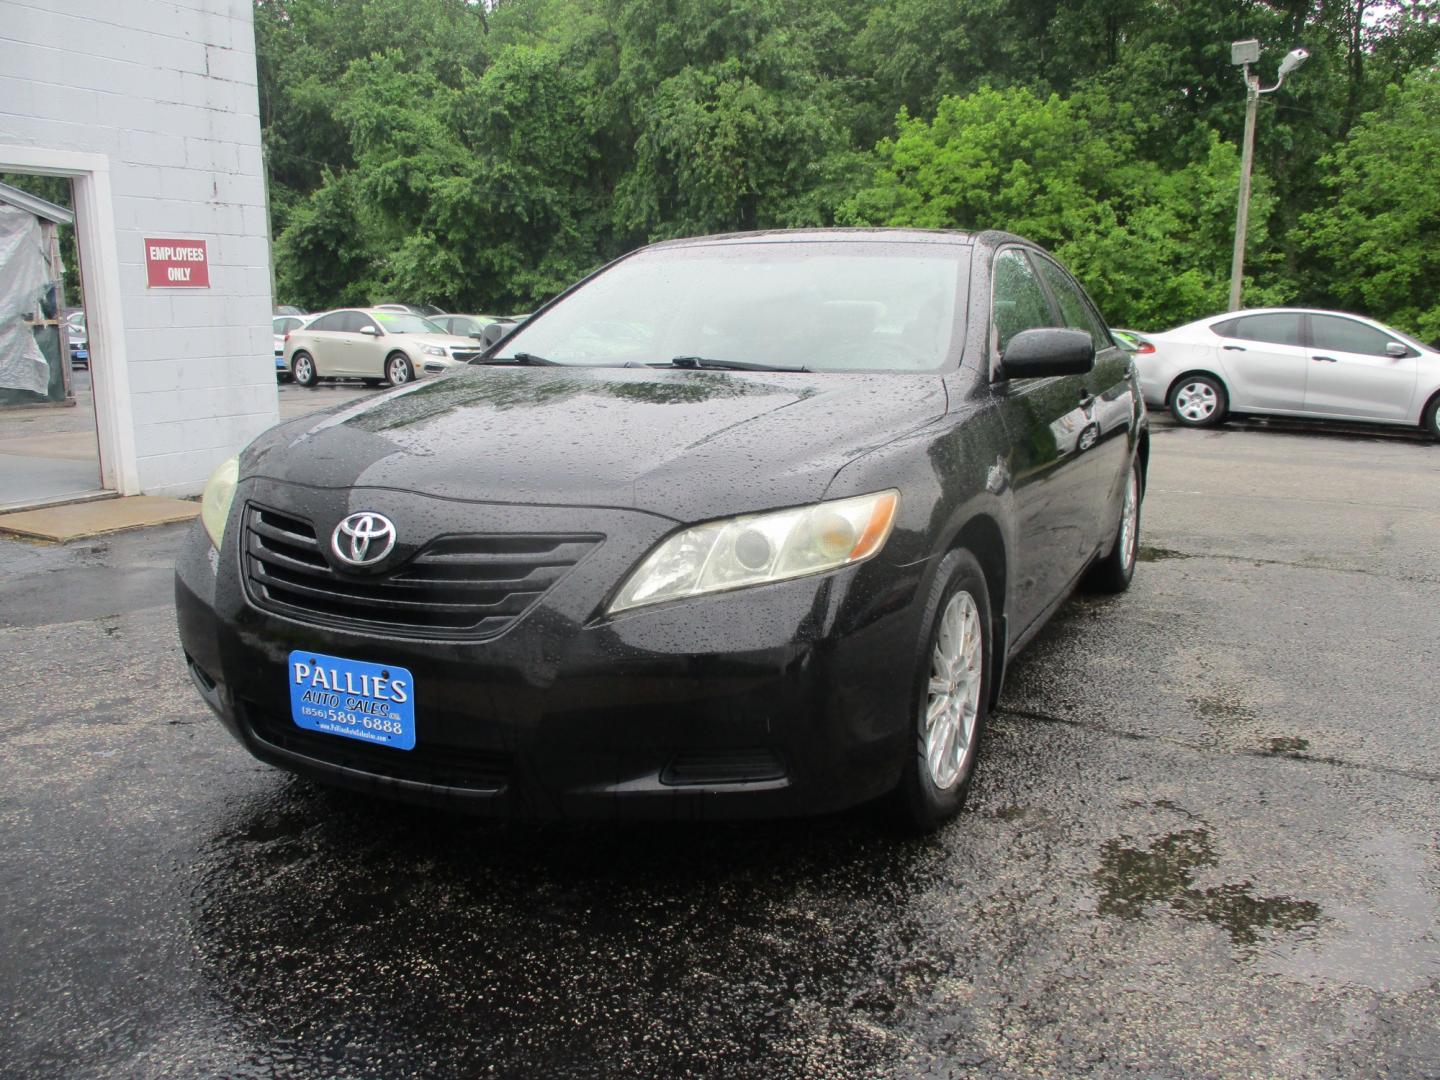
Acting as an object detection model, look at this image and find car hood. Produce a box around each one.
[401,333,481,350]
[245,365,947,521]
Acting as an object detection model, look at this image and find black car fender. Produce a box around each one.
[823,403,1020,704]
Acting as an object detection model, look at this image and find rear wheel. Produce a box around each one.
[386,353,414,386]
[291,351,317,388]
[894,548,992,831]
[1169,374,1227,427]
[1085,457,1142,593]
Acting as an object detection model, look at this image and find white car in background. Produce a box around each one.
[272,314,311,380]
[1137,308,1440,438]
[284,308,482,386]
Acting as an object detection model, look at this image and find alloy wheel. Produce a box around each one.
[1119,466,1139,571]
[925,590,984,790]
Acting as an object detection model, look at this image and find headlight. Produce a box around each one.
[421,344,446,357]
[200,455,239,549]
[609,490,899,613]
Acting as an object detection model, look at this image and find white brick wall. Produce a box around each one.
[0,0,277,497]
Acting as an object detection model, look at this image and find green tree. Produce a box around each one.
[838,86,1284,327]
[1301,72,1440,340]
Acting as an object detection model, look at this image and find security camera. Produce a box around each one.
[1278,48,1310,77]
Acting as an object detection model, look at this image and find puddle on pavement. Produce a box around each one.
[1188,693,1260,727]
[1095,826,1321,948]
[1136,545,1191,562]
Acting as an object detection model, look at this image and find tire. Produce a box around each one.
[894,548,993,832]
[1085,457,1142,593]
[291,351,318,388]
[1168,374,1227,427]
[385,353,415,386]
[1422,394,1440,440]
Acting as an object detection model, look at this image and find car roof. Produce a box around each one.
[1197,307,1384,323]
[645,227,988,251]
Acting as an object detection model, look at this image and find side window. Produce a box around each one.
[352,313,380,335]
[1309,314,1404,357]
[307,312,343,332]
[1035,257,1107,347]
[1214,313,1303,347]
[991,250,1054,354]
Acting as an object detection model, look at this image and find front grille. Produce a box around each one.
[243,504,600,639]
[450,350,480,362]
[243,699,511,791]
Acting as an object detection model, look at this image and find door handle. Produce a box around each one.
[1223,345,1246,351]
[1311,355,1338,363]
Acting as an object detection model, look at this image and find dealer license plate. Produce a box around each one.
[288,650,416,750]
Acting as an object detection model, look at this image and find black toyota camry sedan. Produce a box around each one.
[176,229,1147,829]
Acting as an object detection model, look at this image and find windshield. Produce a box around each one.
[374,311,444,334]
[493,241,966,372]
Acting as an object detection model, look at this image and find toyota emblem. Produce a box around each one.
[332,512,397,567]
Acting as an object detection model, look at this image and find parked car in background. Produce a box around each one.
[284,308,481,386]
[65,310,88,369]
[432,313,524,342]
[373,302,445,318]
[1137,308,1440,437]
[273,314,311,380]
[179,228,1148,830]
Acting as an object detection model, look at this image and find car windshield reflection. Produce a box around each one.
[492,241,965,373]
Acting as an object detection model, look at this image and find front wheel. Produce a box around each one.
[386,353,414,386]
[894,548,992,832]
[291,351,317,388]
[1169,374,1227,427]
[1085,457,1142,593]
[1422,394,1440,440]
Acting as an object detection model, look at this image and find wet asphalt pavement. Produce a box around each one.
[1,415,1437,1078]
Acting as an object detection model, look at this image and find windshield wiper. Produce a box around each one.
[657,356,811,373]
[475,352,563,366]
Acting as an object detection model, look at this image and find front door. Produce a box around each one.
[989,248,1096,634]
[1303,313,1419,422]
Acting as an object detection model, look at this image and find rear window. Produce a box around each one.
[1210,313,1303,347]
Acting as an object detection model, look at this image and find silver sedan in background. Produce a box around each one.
[1136,308,1440,437]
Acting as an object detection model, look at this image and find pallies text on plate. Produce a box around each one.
[291,661,410,703]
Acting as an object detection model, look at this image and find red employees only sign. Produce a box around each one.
[144,238,210,288]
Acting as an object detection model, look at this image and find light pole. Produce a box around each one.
[1227,41,1309,311]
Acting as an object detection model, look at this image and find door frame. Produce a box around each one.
[0,144,140,495]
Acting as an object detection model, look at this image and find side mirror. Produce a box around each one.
[359,325,380,336]
[470,331,487,341]
[479,322,509,348]
[999,328,1095,380]
[1386,341,1408,358]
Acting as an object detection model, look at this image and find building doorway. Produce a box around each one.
[0,174,104,510]
[0,145,140,510]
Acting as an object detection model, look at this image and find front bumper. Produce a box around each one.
[175,483,929,820]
